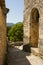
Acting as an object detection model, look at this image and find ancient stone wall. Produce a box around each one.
[0,0,9,65]
[0,7,7,65]
[38,0,43,58]
[24,0,40,46]
[0,0,6,9]
[23,0,31,52]
[24,0,43,58]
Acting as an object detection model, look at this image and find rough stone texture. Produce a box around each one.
[0,0,9,14]
[0,7,7,65]
[0,0,9,65]
[31,48,39,56]
[0,0,6,9]
[24,0,43,58]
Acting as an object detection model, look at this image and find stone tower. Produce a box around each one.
[23,0,43,58]
[0,0,9,65]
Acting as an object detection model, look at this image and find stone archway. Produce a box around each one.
[30,8,39,47]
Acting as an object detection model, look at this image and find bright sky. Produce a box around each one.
[5,0,24,23]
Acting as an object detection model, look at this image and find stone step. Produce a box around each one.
[31,47,39,56]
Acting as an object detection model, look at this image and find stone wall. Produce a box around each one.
[24,0,41,46]
[23,0,31,52]
[0,0,9,64]
[0,0,9,65]
[38,0,43,58]
[0,7,7,65]
[0,0,6,9]
[24,0,43,58]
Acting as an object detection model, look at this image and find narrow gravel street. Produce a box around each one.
[8,46,43,65]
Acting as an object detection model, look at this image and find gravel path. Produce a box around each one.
[8,46,43,65]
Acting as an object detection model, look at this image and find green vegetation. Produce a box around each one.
[7,26,11,36]
[7,22,23,42]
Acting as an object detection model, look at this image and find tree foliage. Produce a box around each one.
[7,26,11,36]
[8,22,23,42]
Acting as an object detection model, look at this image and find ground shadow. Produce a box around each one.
[6,46,31,65]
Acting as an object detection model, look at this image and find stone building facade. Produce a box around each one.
[23,0,43,58]
[0,0,9,65]
[0,0,43,64]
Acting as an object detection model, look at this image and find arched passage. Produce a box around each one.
[30,8,39,47]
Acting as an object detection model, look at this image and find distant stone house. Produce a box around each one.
[23,0,43,58]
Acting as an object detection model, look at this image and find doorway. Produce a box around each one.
[30,8,39,47]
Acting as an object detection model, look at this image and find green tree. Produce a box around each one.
[7,26,11,36]
[8,22,23,41]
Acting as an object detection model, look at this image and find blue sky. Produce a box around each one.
[5,0,24,23]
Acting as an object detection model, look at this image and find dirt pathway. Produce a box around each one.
[8,46,43,65]
[8,46,31,65]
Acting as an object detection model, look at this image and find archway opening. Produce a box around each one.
[30,8,39,47]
